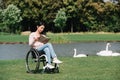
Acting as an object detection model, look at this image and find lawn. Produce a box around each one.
[0,35,28,43]
[0,32,120,43]
[0,56,120,80]
[0,32,120,80]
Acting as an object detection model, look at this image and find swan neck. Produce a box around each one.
[74,49,77,57]
[106,44,109,51]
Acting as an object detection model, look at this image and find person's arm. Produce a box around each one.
[29,33,35,47]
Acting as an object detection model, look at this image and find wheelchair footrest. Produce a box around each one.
[43,67,59,73]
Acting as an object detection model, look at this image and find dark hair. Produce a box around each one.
[36,21,45,26]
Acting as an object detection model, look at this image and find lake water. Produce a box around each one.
[0,42,120,60]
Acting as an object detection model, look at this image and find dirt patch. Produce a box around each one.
[21,31,31,35]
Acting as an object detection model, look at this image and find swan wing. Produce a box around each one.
[74,54,87,57]
[97,50,112,56]
[112,53,120,56]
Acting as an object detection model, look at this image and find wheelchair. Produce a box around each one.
[25,48,59,73]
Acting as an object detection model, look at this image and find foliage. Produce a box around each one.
[1,0,120,33]
[77,0,120,32]
[5,0,63,32]
[54,8,67,32]
[63,0,80,32]
[0,4,22,33]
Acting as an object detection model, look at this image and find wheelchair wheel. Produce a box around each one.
[25,49,40,73]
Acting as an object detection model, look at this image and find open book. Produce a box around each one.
[39,34,50,44]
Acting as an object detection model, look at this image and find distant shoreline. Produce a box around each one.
[0,40,120,44]
[0,32,120,44]
[0,42,28,44]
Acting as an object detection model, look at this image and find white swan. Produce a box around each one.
[73,48,87,58]
[96,43,120,56]
[111,52,120,56]
[96,43,112,56]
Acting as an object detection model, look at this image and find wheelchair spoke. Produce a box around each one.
[26,50,39,73]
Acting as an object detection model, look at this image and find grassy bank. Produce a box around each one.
[49,32,120,43]
[0,57,120,80]
[0,32,120,43]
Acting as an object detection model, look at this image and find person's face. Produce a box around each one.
[37,25,45,33]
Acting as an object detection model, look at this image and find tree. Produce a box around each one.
[1,4,22,33]
[63,0,79,32]
[3,0,120,32]
[0,0,6,9]
[76,0,120,32]
[6,0,63,32]
[54,8,67,32]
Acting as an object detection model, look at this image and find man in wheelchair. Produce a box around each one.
[29,22,62,69]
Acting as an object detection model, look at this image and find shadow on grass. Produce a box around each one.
[26,68,59,74]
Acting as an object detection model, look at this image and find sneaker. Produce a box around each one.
[45,64,54,69]
[53,59,62,64]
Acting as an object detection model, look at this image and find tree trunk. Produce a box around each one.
[71,22,73,32]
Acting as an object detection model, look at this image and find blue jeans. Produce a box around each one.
[37,43,57,64]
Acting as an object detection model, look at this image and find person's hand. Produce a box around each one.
[34,36,40,41]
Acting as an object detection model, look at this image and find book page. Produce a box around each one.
[39,35,50,44]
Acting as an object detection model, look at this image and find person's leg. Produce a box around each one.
[45,43,57,58]
[37,43,62,64]
[43,47,51,64]
[37,45,54,68]
[37,43,56,58]
[46,43,62,63]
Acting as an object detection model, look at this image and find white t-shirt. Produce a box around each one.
[29,32,44,49]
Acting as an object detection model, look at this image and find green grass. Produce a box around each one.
[0,35,28,43]
[48,33,120,43]
[64,33,120,42]
[0,33,120,43]
[0,57,120,80]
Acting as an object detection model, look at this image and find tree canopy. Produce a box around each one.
[54,8,67,32]
[0,0,120,33]
[0,4,22,33]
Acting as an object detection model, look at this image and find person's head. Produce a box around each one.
[36,22,45,33]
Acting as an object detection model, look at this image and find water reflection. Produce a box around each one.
[0,42,120,60]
